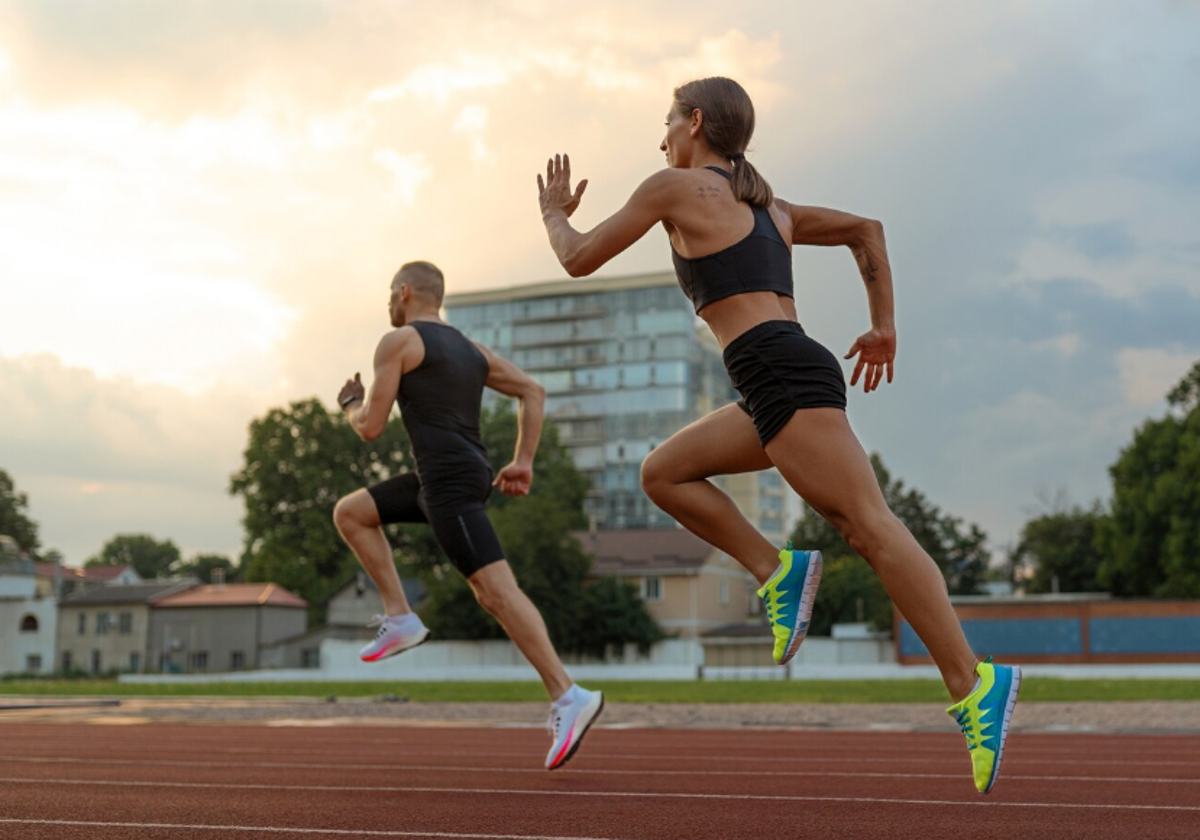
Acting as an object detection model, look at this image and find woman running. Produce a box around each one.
[536,76,1019,794]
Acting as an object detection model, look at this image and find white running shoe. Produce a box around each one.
[545,687,604,770]
[359,614,430,663]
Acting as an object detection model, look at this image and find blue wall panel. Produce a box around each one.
[900,618,1083,657]
[1089,617,1200,654]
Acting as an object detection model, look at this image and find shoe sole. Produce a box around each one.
[360,628,431,663]
[548,693,605,771]
[779,550,823,666]
[982,666,1022,795]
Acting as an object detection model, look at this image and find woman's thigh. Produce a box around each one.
[644,403,773,483]
[763,408,889,524]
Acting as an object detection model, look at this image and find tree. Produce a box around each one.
[1010,502,1107,594]
[177,553,240,584]
[86,533,180,579]
[0,469,40,553]
[1097,360,1200,597]
[789,453,991,633]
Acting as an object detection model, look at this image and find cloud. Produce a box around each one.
[0,352,266,561]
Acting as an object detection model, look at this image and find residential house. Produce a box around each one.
[57,580,197,674]
[0,558,58,676]
[574,527,759,639]
[148,583,307,673]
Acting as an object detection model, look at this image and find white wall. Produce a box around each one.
[0,574,58,675]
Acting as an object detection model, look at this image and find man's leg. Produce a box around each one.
[467,560,572,700]
[334,477,429,662]
[333,488,413,615]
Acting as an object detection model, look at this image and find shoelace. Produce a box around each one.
[546,709,562,737]
[366,615,389,639]
[954,709,978,751]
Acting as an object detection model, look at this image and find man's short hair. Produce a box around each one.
[393,261,444,304]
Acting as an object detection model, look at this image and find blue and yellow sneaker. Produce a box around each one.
[757,544,823,665]
[946,657,1022,794]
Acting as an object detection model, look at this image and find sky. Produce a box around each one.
[1,0,1198,566]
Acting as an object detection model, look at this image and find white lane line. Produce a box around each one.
[0,819,622,839]
[1,758,1199,787]
[2,777,1199,811]
[4,752,1199,771]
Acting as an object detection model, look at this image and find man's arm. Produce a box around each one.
[476,343,545,496]
[340,330,407,441]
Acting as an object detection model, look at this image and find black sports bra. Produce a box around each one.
[670,166,793,314]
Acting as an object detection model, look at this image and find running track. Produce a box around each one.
[1,722,1198,839]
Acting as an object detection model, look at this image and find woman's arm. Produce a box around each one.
[539,154,674,277]
[782,200,896,393]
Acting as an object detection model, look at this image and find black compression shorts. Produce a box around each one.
[725,320,847,446]
[366,472,504,577]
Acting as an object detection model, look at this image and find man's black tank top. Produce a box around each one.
[397,321,491,491]
[670,166,793,314]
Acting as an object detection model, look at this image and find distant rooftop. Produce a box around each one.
[155,583,307,609]
[444,271,676,306]
[59,580,197,607]
[573,527,717,576]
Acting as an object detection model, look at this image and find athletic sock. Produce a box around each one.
[553,684,583,708]
[387,612,425,634]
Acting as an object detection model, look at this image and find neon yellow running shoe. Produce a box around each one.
[757,544,823,665]
[946,657,1022,794]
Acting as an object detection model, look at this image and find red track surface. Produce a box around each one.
[1,722,1198,839]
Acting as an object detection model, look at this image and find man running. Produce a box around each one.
[332,260,603,770]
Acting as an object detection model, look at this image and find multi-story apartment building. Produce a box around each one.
[444,271,790,545]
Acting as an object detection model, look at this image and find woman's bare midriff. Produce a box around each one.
[699,292,799,349]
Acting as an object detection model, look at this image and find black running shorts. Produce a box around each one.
[725,320,847,446]
[366,472,504,577]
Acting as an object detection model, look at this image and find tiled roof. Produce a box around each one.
[34,562,82,579]
[81,564,134,580]
[573,528,717,575]
[59,580,197,606]
[154,583,307,609]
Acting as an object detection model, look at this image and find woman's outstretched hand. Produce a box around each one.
[844,328,896,393]
[538,153,588,219]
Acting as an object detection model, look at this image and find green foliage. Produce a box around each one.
[0,468,39,553]
[85,533,180,579]
[1097,364,1200,597]
[177,553,239,584]
[789,454,991,634]
[1011,503,1108,594]
[229,397,415,624]
[807,555,891,636]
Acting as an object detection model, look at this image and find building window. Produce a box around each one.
[129,652,141,673]
[61,651,73,673]
[77,613,86,635]
[642,576,663,603]
[301,649,320,669]
[91,650,102,674]
[26,654,42,673]
[20,614,38,632]
[230,651,246,671]
[720,579,730,606]
[118,612,133,634]
[96,613,112,635]
[191,651,208,672]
